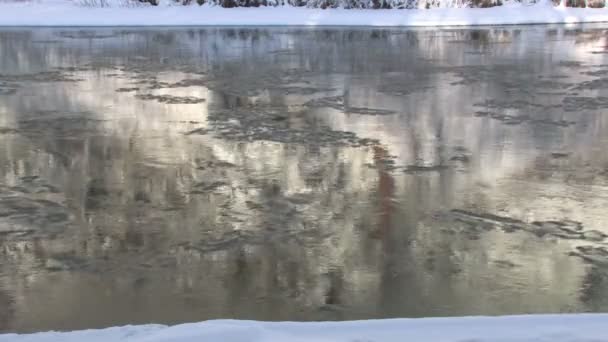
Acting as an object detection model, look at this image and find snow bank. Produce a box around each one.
[0,0,607,26]
[2,314,608,342]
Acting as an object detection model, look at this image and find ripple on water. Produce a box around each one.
[0,179,70,237]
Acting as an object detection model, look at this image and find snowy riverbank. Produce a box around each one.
[1,315,608,342]
[0,0,607,26]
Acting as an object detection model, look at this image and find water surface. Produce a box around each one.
[1,25,608,333]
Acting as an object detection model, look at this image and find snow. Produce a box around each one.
[1,314,608,342]
[0,0,607,26]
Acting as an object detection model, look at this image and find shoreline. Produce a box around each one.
[2,314,608,341]
[0,1,607,27]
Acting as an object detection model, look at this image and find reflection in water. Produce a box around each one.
[0,25,608,333]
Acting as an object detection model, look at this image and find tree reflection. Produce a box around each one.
[0,25,607,332]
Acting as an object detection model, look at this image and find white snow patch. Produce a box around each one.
[0,0,607,26]
[1,314,608,342]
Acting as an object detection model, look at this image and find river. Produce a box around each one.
[0,25,607,332]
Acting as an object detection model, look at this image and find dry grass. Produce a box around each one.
[78,0,110,7]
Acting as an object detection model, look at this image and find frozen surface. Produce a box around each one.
[0,0,607,26]
[1,315,608,341]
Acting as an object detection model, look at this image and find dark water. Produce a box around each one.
[0,25,608,333]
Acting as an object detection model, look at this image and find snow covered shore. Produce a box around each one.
[1,314,608,342]
[0,0,607,26]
